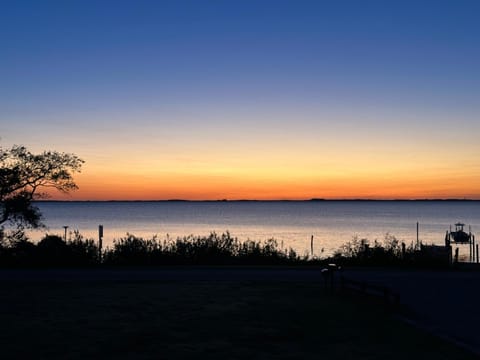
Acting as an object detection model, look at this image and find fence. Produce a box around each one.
[340,276,400,307]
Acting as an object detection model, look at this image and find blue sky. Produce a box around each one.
[1,0,479,199]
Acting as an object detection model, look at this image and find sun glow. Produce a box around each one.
[50,144,480,200]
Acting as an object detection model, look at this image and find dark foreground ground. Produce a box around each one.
[0,267,477,359]
[344,267,480,355]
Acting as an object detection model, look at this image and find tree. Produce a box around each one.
[0,145,84,235]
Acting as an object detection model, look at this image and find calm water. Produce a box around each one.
[32,201,479,257]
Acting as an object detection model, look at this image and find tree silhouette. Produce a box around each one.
[0,145,83,235]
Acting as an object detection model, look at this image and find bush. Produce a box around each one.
[332,233,448,267]
[0,230,450,268]
[102,232,302,266]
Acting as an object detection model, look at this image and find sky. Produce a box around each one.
[1,0,479,200]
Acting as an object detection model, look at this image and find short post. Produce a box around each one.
[98,225,103,262]
[416,222,419,249]
[63,226,69,241]
[470,238,473,262]
[454,248,459,263]
[473,236,476,263]
[328,264,337,293]
[310,235,314,258]
[476,243,479,264]
[321,268,329,291]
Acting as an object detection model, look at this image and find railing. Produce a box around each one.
[340,276,400,307]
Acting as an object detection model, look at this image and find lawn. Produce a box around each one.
[0,278,475,359]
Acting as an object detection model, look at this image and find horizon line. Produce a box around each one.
[36,198,479,202]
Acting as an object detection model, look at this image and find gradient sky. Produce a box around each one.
[1,0,479,200]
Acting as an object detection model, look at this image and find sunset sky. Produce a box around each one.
[1,0,479,200]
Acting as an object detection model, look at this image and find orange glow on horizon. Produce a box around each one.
[48,168,480,201]
[39,124,480,201]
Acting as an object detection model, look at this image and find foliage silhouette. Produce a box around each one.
[0,232,98,267]
[0,144,83,238]
[332,233,449,267]
[102,232,304,266]
[0,231,451,268]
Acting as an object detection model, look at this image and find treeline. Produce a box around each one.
[0,231,450,268]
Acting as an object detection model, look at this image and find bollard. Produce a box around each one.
[311,235,314,258]
[477,244,479,264]
[321,268,330,291]
[328,264,338,292]
[98,225,103,262]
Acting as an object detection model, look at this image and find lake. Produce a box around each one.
[31,201,479,257]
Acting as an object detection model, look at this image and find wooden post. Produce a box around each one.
[98,225,103,262]
[455,248,459,263]
[416,222,419,249]
[63,226,68,241]
[330,271,334,293]
[311,235,314,258]
[477,244,479,264]
[473,235,476,263]
[470,238,472,262]
[321,269,329,290]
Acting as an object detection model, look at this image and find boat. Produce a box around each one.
[449,223,471,244]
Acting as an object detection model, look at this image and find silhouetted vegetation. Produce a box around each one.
[332,234,410,266]
[0,144,83,240]
[0,230,452,268]
[102,232,303,266]
[332,233,450,268]
[0,231,305,267]
[0,231,98,267]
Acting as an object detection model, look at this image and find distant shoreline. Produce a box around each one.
[35,199,480,203]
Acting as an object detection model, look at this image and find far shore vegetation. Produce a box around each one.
[33,199,479,202]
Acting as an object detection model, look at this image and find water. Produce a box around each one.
[31,201,479,257]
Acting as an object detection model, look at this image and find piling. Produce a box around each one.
[416,222,419,249]
[470,239,473,262]
[98,225,103,262]
[311,235,314,258]
[477,244,479,264]
[473,235,476,263]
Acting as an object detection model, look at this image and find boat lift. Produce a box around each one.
[445,223,477,263]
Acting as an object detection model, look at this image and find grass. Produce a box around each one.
[0,277,475,359]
